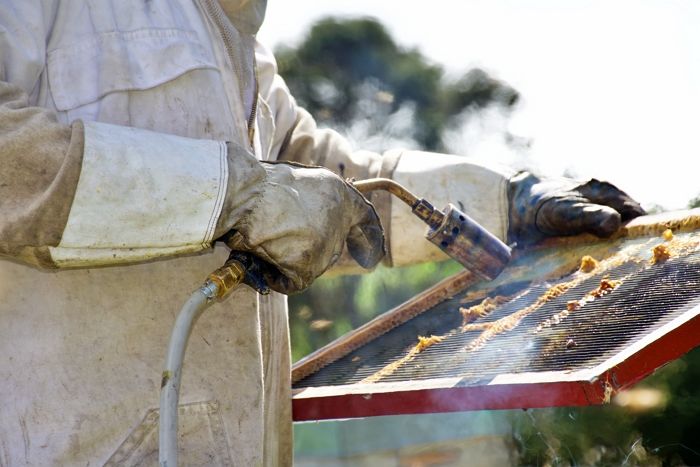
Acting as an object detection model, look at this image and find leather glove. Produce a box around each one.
[508,172,645,245]
[222,160,384,294]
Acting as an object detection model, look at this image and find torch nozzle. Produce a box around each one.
[352,178,511,280]
[352,178,420,207]
[352,178,444,228]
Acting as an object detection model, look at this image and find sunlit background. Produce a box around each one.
[261,0,700,210]
[258,1,700,465]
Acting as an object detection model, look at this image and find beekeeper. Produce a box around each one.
[0,1,644,465]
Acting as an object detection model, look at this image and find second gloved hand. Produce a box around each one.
[221,160,384,294]
[508,172,645,245]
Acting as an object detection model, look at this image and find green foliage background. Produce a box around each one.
[288,260,463,363]
[511,348,700,466]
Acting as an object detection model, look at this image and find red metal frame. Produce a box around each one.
[293,304,700,421]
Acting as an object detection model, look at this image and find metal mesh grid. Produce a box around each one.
[295,235,700,389]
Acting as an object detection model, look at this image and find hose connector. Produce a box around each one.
[207,259,246,299]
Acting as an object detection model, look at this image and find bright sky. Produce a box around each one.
[259,0,700,210]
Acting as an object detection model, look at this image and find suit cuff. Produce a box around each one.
[50,121,227,267]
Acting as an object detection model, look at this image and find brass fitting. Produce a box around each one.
[207,259,246,299]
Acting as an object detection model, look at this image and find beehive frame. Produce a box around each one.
[292,210,700,421]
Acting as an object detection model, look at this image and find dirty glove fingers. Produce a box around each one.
[346,223,384,268]
[256,261,297,295]
[344,185,385,269]
[537,197,621,238]
[575,179,646,221]
[508,172,645,245]
[223,232,299,294]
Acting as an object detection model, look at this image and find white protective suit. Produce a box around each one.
[0,0,512,465]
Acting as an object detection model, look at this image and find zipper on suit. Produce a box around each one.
[200,0,259,150]
[248,57,259,148]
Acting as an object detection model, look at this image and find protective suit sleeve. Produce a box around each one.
[256,42,515,268]
[0,86,234,269]
[0,4,237,268]
[0,80,82,267]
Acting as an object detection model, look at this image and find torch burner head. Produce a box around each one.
[352,178,512,281]
[424,203,511,280]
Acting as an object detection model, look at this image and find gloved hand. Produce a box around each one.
[508,172,645,245]
[221,160,384,294]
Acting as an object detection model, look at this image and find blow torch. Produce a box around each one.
[352,178,511,280]
[159,178,511,466]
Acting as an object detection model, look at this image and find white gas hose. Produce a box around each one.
[159,280,218,467]
[158,257,249,467]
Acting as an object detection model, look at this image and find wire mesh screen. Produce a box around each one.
[294,231,700,390]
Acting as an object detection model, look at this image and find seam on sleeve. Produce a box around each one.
[203,140,229,247]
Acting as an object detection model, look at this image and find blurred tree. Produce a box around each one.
[275,17,519,152]
[688,195,700,209]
